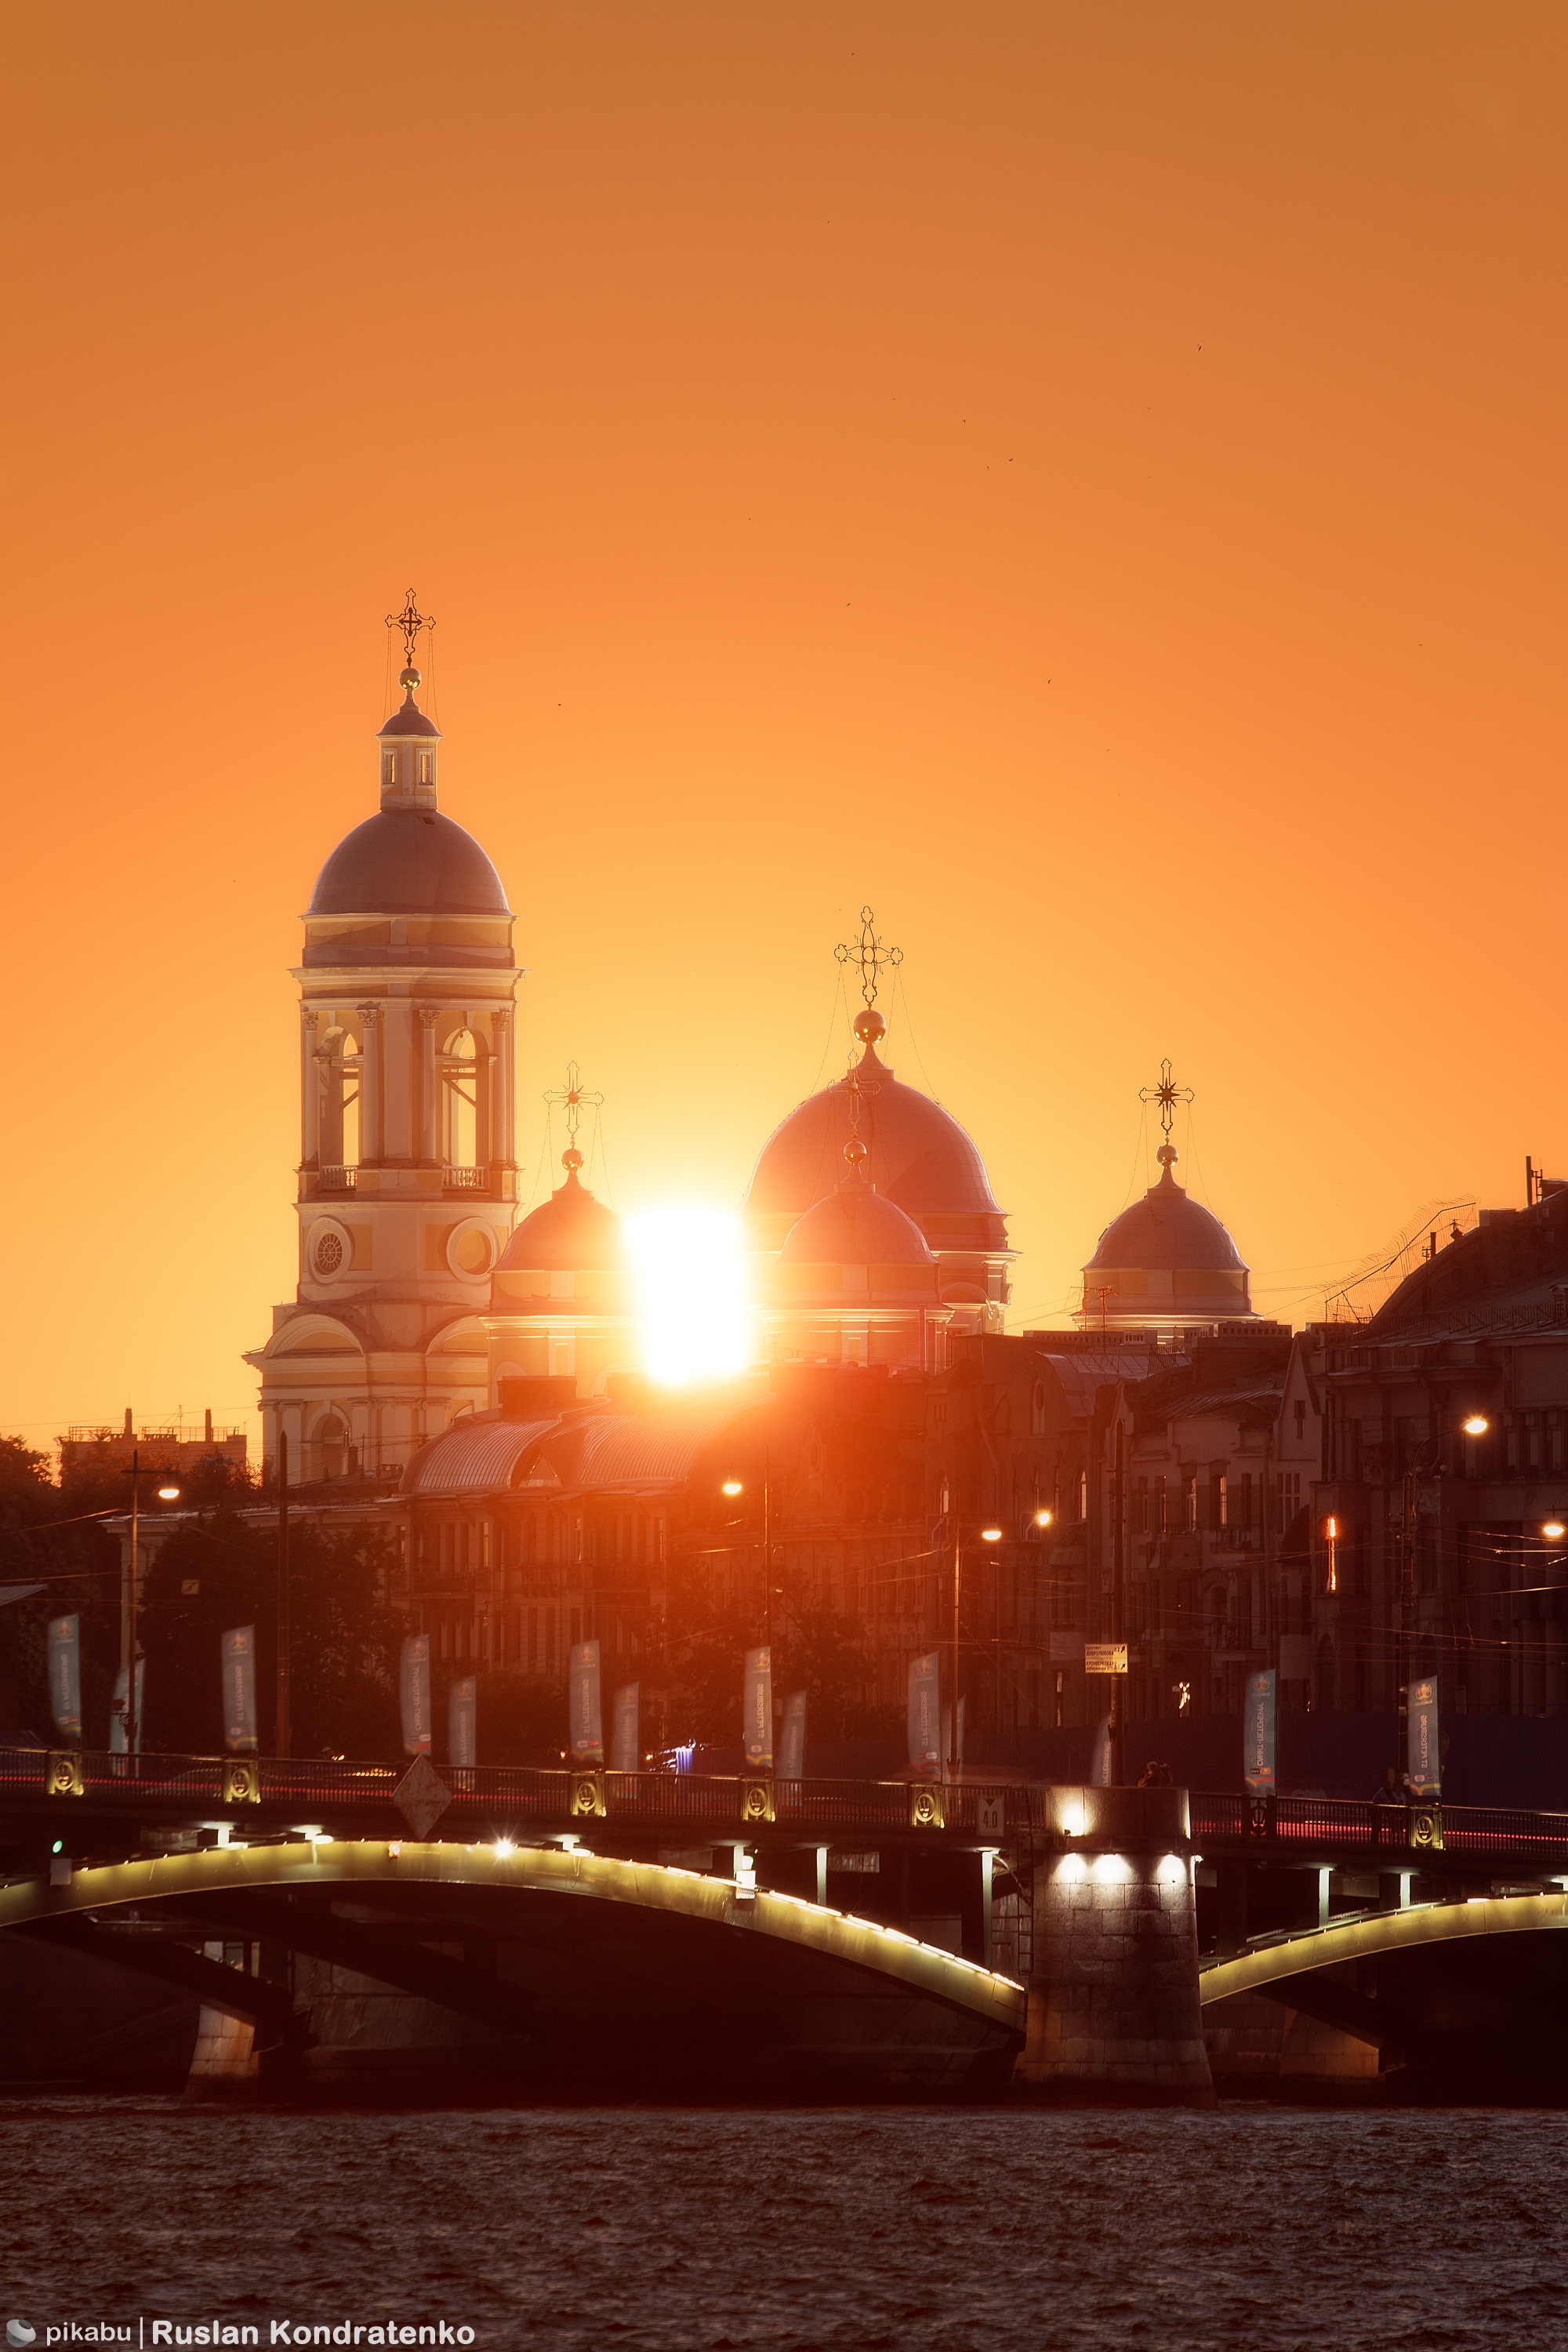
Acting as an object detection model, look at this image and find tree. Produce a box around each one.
[136,1512,402,1758]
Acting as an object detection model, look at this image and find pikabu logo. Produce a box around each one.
[8,2326,38,2348]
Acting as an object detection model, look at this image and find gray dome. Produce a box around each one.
[1085,1167,1247,1274]
[307,810,511,918]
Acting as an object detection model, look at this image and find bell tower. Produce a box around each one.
[246,595,523,1483]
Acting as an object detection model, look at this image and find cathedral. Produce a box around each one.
[247,607,1028,1482]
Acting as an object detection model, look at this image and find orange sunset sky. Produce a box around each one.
[4,4,1566,1452]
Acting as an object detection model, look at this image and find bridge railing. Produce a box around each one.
[1189,1788,1568,1866]
[0,1745,1046,1841]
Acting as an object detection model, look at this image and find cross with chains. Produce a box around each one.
[545,1061,602,1149]
[386,589,434,670]
[835,906,902,1007]
[1140,1057,1194,1142]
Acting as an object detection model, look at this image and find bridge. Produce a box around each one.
[0,1837,1026,2101]
[8,1748,1568,2102]
[1200,1890,1568,2099]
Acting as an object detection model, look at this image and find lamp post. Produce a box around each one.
[721,1457,777,1656]
[951,1520,1004,1773]
[122,1447,181,1760]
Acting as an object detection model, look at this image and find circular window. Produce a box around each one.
[445,1218,497,1280]
[307,1217,353,1283]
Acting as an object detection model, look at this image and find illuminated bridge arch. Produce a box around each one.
[0,1839,1025,2099]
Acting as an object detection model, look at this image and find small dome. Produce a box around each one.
[743,1040,1004,1240]
[1085,1163,1247,1275]
[495,1165,625,1275]
[307,810,511,918]
[377,698,441,740]
[777,1173,935,1269]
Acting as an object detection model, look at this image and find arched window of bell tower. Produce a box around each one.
[319,1026,361,1171]
[441,1025,481,1171]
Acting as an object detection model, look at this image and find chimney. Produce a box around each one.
[123,1407,132,1438]
[205,1407,214,1442]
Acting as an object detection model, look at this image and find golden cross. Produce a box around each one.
[386,589,434,670]
[545,1062,602,1150]
[835,906,902,1007]
[1140,1057,1194,1143]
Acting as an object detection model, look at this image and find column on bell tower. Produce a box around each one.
[418,1007,439,1167]
[300,1008,320,1171]
[358,1001,383,1165]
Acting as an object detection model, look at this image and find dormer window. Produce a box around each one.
[383,751,396,789]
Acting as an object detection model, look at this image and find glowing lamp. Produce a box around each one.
[158,1486,180,1501]
[981,1526,1003,1543]
[721,1480,743,1497]
[1463,1415,1489,1437]
[1035,1508,1053,1527]
[1545,1522,1566,1541]
[1326,1517,1337,1541]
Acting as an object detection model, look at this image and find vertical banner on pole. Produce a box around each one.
[221,1626,257,1753]
[1408,1676,1440,1798]
[1089,1714,1112,1787]
[448,1675,477,1769]
[48,1616,81,1743]
[609,1681,640,1773]
[570,1640,604,1766]
[1243,1668,1277,1795]
[400,1635,432,1756]
[907,1652,942,1773]
[779,1690,807,1781]
[742,1647,774,1769]
[108,1660,145,1755]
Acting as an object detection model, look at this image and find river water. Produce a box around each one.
[2,2103,1563,2350]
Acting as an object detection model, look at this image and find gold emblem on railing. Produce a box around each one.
[909,1785,945,1830]
[570,1771,607,1819]
[223,1759,261,1806]
[1410,1804,1443,1851]
[739,1779,775,1825]
[46,1753,84,1798]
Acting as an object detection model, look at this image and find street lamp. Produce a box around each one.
[122,1450,181,1760]
[1463,1414,1490,1438]
[720,1468,775,1652]
[1544,1521,1566,1542]
[949,1523,1005,1773]
[1034,1508,1053,1529]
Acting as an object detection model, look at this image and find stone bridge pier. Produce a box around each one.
[1014,1784,1213,2107]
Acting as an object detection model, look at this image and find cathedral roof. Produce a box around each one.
[307,809,511,918]
[742,1022,1004,1244]
[495,1163,625,1274]
[1084,1163,1248,1275]
[775,1168,936,1269]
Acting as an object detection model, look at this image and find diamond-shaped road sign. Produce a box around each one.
[393,1753,451,1840]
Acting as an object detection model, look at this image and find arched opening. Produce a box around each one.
[441,1026,480,1172]
[318,1026,361,1172]
[314,1412,351,1482]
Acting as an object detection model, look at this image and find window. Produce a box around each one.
[440,1025,479,1168]
[383,750,396,789]
[418,750,433,786]
[1294,1400,1307,1440]
[1078,1469,1088,1521]
[1218,1474,1229,1528]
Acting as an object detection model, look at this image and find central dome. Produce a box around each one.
[742,1029,1004,1250]
[307,809,512,920]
